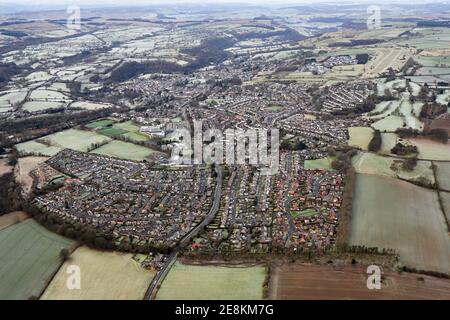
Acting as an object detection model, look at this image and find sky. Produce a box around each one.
[0,0,437,6]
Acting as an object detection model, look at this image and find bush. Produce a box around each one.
[368,130,382,152]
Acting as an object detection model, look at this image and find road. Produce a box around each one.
[143,250,178,300]
[143,165,223,300]
[178,165,223,248]
[283,154,295,247]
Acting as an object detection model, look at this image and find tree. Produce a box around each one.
[368,130,382,152]
[59,248,70,261]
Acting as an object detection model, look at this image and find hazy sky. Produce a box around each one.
[0,0,435,6]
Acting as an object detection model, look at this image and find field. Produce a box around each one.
[416,54,450,68]
[90,140,154,161]
[407,137,450,161]
[87,120,150,142]
[113,121,141,132]
[349,174,450,274]
[366,98,423,131]
[39,129,111,152]
[441,192,450,223]
[429,113,450,134]
[435,162,450,191]
[156,262,267,300]
[41,246,155,300]
[99,127,127,137]
[85,119,115,129]
[0,212,28,231]
[380,133,399,154]
[304,157,335,170]
[23,101,65,113]
[364,47,413,78]
[291,208,318,218]
[372,115,404,132]
[70,101,111,110]
[266,104,283,112]
[122,131,150,142]
[15,156,49,195]
[348,127,373,150]
[0,219,76,299]
[15,140,62,157]
[270,263,450,300]
[352,152,435,185]
[0,159,12,176]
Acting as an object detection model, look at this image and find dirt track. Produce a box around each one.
[270,263,450,300]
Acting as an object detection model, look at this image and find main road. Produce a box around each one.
[144,165,223,300]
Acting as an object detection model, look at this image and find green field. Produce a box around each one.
[93,120,149,142]
[372,115,405,132]
[349,174,450,274]
[266,104,283,112]
[15,140,62,157]
[99,127,128,137]
[113,121,141,132]
[352,152,435,185]
[291,208,319,218]
[0,219,75,299]
[435,162,450,190]
[304,157,335,170]
[122,131,150,142]
[415,55,450,68]
[85,119,115,129]
[40,129,111,152]
[91,140,154,161]
[441,192,450,223]
[156,262,266,300]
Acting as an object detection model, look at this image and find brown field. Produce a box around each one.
[349,174,450,274]
[270,263,450,300]
[15,156,48,195]
[407,137,450,161]
[428,113,450,134]
[0,211,29,230]
[0,159,13,176]
[435,162,450,191]
[365,47,413,78]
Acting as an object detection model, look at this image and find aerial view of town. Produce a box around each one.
[0,0,450,305]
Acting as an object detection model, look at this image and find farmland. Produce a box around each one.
[372,115,404,132]
[38,129,111,152]
[270,263,450,300]
[90,140,155,161]
[406,138,450,161]
[0,211,28,231]
[348,127,373,150]
[0,219,75,300]
[364,47,413,78]
[441,192,450,223]
[2,1,450,302]
[349,174,450,274]
[435,162,450,191]
[15,156,49,195]
[156,262,267,300]
[352,152,435,185]
[0,159,12,176]
[41,246,155,300]
[15,140,62,157]
[85,119,115,129]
